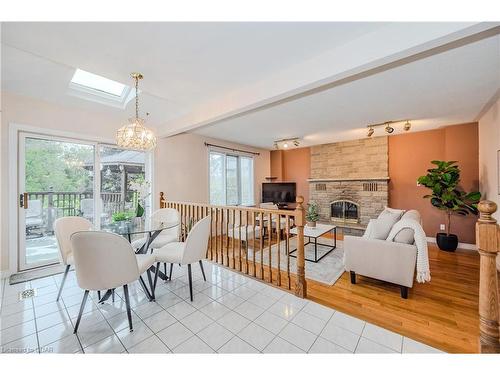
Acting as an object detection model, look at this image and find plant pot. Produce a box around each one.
[306,221,316,228]
[436,232,458,252]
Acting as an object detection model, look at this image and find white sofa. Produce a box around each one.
[344,209,422,299]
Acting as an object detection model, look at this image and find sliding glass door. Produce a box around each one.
[17,132,151,271]
[18,133,95,270]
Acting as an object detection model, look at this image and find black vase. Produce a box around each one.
[436,232,458,252]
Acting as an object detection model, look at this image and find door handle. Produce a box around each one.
[20,193,28,209]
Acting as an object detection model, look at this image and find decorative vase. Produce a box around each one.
[436,232,458,252]
[306,221,316,228]
[136,202,145,218]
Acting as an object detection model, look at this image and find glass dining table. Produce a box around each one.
[99,218,180,302]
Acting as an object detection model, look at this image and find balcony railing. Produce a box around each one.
[27,191,136,232]
[160,192,308,298]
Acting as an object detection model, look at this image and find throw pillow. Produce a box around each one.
[365,218,397,240]
[378,206,405,222]
[393,228,415,244]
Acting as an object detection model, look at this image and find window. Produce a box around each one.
[71,69,126,97]
[68,69,134,108]
[209,151,254,206]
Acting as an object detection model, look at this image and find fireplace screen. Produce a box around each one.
[331,200,360,223]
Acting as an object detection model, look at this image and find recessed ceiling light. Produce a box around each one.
[71,69,126,97]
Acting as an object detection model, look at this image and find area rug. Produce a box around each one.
[248,238,345,285]
[9,264,68,285]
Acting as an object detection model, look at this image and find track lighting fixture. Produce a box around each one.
[274,137,300,150]
[365,119,412,137]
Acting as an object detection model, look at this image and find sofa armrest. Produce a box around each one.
[344,235,417,288]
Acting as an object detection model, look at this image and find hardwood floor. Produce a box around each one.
[208,233,481,353]
[306,243,480,353]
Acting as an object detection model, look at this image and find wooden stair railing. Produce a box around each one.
[476,200,500,353]
[159,192,307,298]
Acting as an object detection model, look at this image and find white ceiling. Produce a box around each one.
[1,22,499,148]
[194,34,500,147]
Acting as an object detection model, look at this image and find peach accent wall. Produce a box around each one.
[271,148,311,203]
[389,123,479,244]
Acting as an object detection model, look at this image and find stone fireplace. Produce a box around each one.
[309,137,389,235]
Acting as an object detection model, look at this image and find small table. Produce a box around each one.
[289,223,337,263]
[100,219,179,301]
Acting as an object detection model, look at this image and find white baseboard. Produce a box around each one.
[426,237,477,251]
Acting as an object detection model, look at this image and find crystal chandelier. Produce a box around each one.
[116,72,157,151]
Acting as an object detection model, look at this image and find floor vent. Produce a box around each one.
[19,288,37,301]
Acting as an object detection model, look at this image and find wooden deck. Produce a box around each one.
[211,234,481,353]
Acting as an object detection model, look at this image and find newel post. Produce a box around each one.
[476,200,500,353]
[294,196,307,298]
[159,192,166,209]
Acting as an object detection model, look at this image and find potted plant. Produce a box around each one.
[130,178,151,218]
[417,160,481,252]
[306,202,320,228]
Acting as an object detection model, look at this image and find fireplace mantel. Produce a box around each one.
[307,177,390,182]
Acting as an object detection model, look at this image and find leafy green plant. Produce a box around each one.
[305,202,320,223]
[417,160,481,235]
[112,211,134,222]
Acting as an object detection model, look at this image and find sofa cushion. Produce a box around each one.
[365,217,397,240]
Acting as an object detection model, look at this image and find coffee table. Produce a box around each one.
[289,223,337,263]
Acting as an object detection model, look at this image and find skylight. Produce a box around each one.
[71,69,126,97]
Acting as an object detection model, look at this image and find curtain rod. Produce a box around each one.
[204,142,260,156]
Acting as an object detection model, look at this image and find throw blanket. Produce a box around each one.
[387,219,431,283]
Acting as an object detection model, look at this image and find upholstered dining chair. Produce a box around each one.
[132,208,181,252]
[54,216,93,301]
[70,231,156,333]
[153,216,211,302]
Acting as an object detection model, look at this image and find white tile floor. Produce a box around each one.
[0,261,444,354]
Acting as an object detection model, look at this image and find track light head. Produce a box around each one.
[404,121,411,131]
[385,123,394,134]
[367,127,374,137]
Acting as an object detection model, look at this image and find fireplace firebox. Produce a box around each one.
[331,200,360,224]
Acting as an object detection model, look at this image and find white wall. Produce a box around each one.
[0,92,270,274]
[154,132,270,205]
[479,98,500,219]
[478,97,500,270]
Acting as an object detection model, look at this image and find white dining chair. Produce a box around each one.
[54,216,93,301]
[131,208,180,251]
[153,216,211,301]
[70,231,156,333]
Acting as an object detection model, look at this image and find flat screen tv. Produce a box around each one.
[262,182,296,204]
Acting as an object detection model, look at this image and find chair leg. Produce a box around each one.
[400,286,409,299]
[169,263,173,280]
[138,276,153,301]
[153,262,160,291]
[164,262,167,277]
[56,265,70,301]
[97,291,101,301]
[112,289,115,303]
[146,269,155,301]
[199,260,206,281]
[73,290,89,334]
[123,284,133,332]
[187,264,193,302]
[350,271,356,284]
